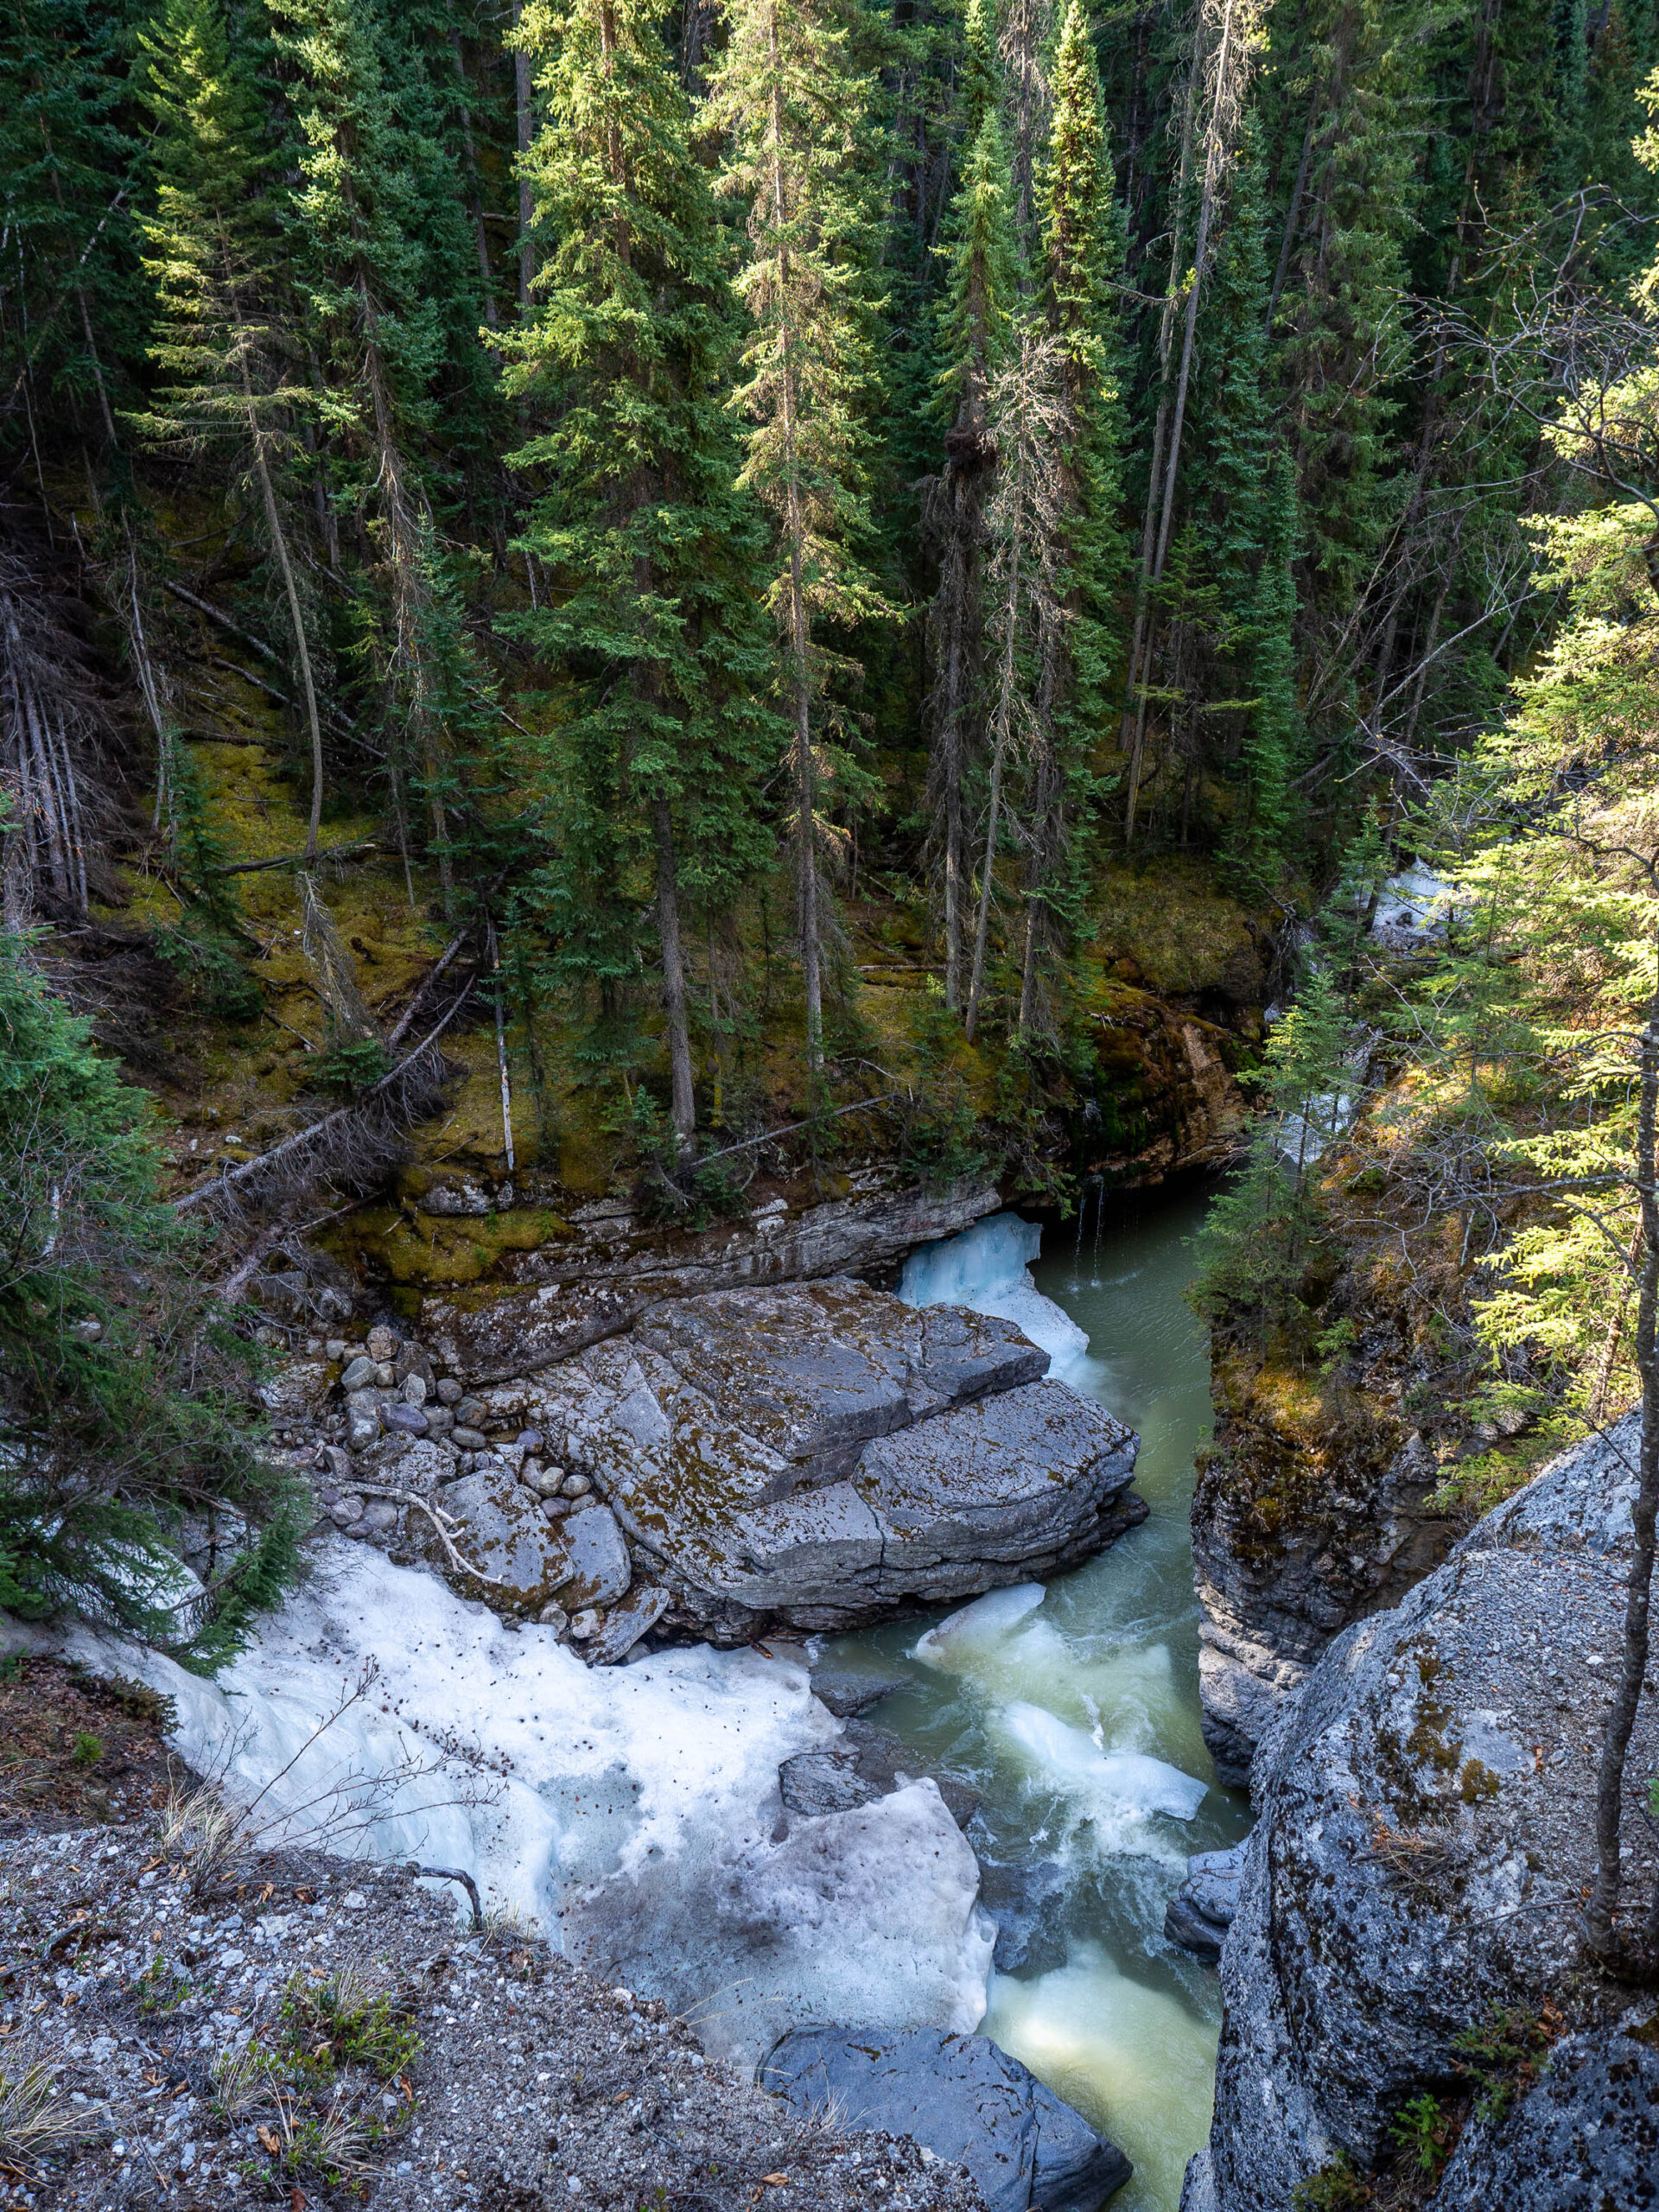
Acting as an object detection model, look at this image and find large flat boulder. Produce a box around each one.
[761,2025,1132,2212]
[505,1278,1139,1637]
[423,1465,573,1614]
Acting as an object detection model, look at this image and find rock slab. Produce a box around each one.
[513,1277,1140,1637]
[1185,1414,1659,2210]
[761,2026,1132,2212]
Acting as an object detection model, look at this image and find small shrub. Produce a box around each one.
[1388,2090,1453,2177]
[279,1969,421,2083]
[1452,2000,1562,2124]
[1292,2153,1370,2209]
[69,1731,103,1765]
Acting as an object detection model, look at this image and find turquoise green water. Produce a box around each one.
[822,1185,1249,2212]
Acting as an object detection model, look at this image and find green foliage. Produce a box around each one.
[1291,2153,1370,2209]
[1191,963,1356,1337]
[1387,2089,1452,2177]
[898,981,989,1187]
[70,1730,104,1764]
[279,1972,422,2083]
[315,1036,393,1096]
[1452,2002,1560,2123]
[0,934,302,1668]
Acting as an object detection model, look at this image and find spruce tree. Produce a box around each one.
[925,0,1020,1007]
[267,0,485,907]
[708,0,892,1072]
[132,0,328,858]
[1020,0,1128,1033]
[500,0,778,1141]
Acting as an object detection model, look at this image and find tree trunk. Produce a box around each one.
[1586,987,1659,1967]
[448,25,499,327]
[512,0,536,307]
[234,308,325,862]
[653,798,696,1147]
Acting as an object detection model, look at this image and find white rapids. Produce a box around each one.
[835,1190,1249,2212]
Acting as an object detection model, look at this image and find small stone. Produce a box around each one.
[543,1496,570,1520]
[435,1377,462,1407]
[587,1584,671,1665]
[373,1360,396,1389]
[424,1406,454,1436]
[521,1458,543,1489]
[305,1336,322,1355]
[561,1504,631,1606]
[366,1325,399,1363]
[531,1463,563,1497]
[455,1397,487,1428]
[569,1609,601,1642]
[359,1500,398,1534]
[382,1402,429,1438]
[329,1496,365,1527]
[451,1426,488,1452]
[325,1338,350,1363]
[340,1355,376,1392]
[345,1402,381,1452]
[518,1428,544,1452]
[70,1316,104,1343]
[402,1373,429,1407]
[342,1889,369,1909]
[561,1471,593,1499]
[538,1603,569,1635]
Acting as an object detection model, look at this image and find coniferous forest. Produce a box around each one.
[11,0,1659,1658]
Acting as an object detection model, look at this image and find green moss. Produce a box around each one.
[325,1205,574,1287]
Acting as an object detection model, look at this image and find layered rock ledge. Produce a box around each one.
[268,1269,1142,1652]
[1185,1415,1659,2211]
[493,1276,1142,1638]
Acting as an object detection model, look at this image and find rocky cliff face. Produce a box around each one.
[1191,1345,1459,1785]
[1185,1416,1659,2211]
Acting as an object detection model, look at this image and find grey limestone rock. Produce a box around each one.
[760,2025,1132,2212]
[585,1581,669,1664]
[1431,2028,1659,2209]
[1184,1414,1659,2212]
[808,1662,906,1717]
[1163,1842,1247,1962]
[424,1465,575,1612]
[560,1503,632,1609]
[778,1746,879,1817]
[418,1175,1002,1381]
[530,1277,1139,1636]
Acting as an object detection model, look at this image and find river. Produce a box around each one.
[819,1185,1249,2212]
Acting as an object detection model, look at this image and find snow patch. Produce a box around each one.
[71,1542,990,2066]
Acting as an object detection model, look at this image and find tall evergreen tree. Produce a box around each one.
[924,0,1020,1008]
[132,0,328,858]
[500,0,778,1141]
[267,0,487,906]
[1019,0,1128,1032]
[708,0,891,1072]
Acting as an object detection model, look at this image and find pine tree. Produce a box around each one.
[0,934,303,1664]
[0,0,149,467]
[1019,0,1128,1032]
[925,0,1020,1007]
[267,0,486,907]
[499,0,779,1141]
[709,0,892,1072]
[132,0,328,858]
